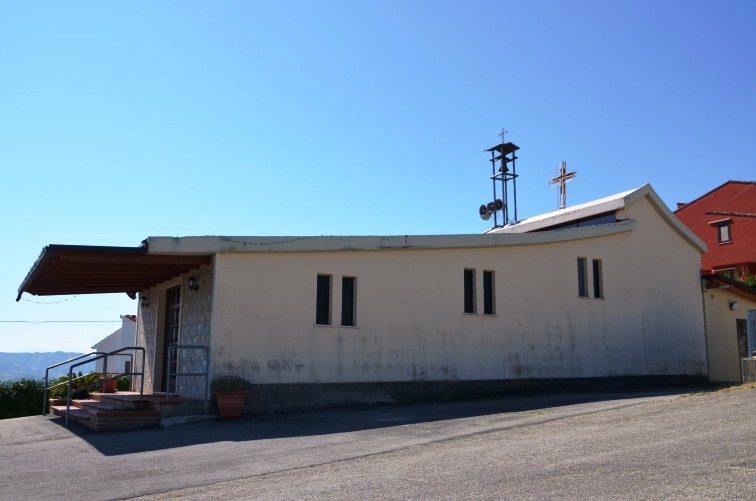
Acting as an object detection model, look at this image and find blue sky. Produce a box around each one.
[1,1,754,353]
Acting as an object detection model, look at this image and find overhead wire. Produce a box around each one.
[22,296,79,304]
[684,181,755,231]
[0,320,120,324]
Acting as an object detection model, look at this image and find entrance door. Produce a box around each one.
[161,285,181,393]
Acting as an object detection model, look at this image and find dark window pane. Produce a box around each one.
[592,259,603,299]
[464,269,475,313]
[316,275,331,325]
[483,271,494,315]
[341,277,355,326]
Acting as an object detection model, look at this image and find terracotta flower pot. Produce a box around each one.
[98,376,118,393]
[215,391,248,418]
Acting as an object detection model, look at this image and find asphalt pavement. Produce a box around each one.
[1,386,753,500]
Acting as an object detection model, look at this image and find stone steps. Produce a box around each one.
[50,392,162,431]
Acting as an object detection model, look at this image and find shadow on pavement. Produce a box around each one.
[48,385,712,457]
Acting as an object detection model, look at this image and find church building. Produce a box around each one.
[18,180,709,412]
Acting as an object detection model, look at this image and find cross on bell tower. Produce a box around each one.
[549,161,577,209]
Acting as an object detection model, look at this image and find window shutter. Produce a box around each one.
[719,223,730,242]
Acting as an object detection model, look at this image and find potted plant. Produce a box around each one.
[210,375,249,418]
[98,374,118,393]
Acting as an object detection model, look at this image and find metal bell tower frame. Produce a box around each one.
[479,130,520,227]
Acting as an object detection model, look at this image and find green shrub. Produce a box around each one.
[0,378,45,419]
[117,375,131,391]
[210,375,249,392]
[48,371,99,399]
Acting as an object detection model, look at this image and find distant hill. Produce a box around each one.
[0,352,87,381]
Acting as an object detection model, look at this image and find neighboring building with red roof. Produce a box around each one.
[675,181,756,277]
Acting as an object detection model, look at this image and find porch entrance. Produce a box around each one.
[161,285,181,393]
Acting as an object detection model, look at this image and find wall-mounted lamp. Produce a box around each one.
[141,294,149,309]
[188,276,199,292]
[730,300,739,311]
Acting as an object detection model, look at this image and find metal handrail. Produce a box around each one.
[101,352,135,376]
[43,352,104,415]
[62,347,146,427]
[165,345,209,401]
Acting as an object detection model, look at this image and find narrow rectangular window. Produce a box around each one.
[464,268,476,313]
[592,259,603,299]
[316,274,331,325]
[483,270,495,315]
[577,258,588,297]
[341,276,356,326]
[718,222,732,243]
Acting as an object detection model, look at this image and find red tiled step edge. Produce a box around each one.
[50,404,160,431]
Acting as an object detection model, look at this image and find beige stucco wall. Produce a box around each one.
[703,288,756,382]
[208,196,706,385]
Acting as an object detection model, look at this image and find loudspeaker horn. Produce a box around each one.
[494,199,504,211]
[479,204,491,220]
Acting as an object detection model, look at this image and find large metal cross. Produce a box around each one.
[549,161,577,209]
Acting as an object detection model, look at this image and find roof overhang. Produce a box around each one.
[702,273,756,301]
[16,244,211,301]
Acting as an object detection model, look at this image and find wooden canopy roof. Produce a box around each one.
[16,244,211,301]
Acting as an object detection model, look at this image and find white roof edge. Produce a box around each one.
[489,183,706,253]
[489,186,641,234]
[145,184,705,255]
[147,222,635,255]
[631,184,707,253]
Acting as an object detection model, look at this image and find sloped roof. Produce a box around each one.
[91,327,123,350]
[674,180,756,214]
[17,244,211,301]
[488,187,637,234]
[488,184,706,253]
[17,184,703,300]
